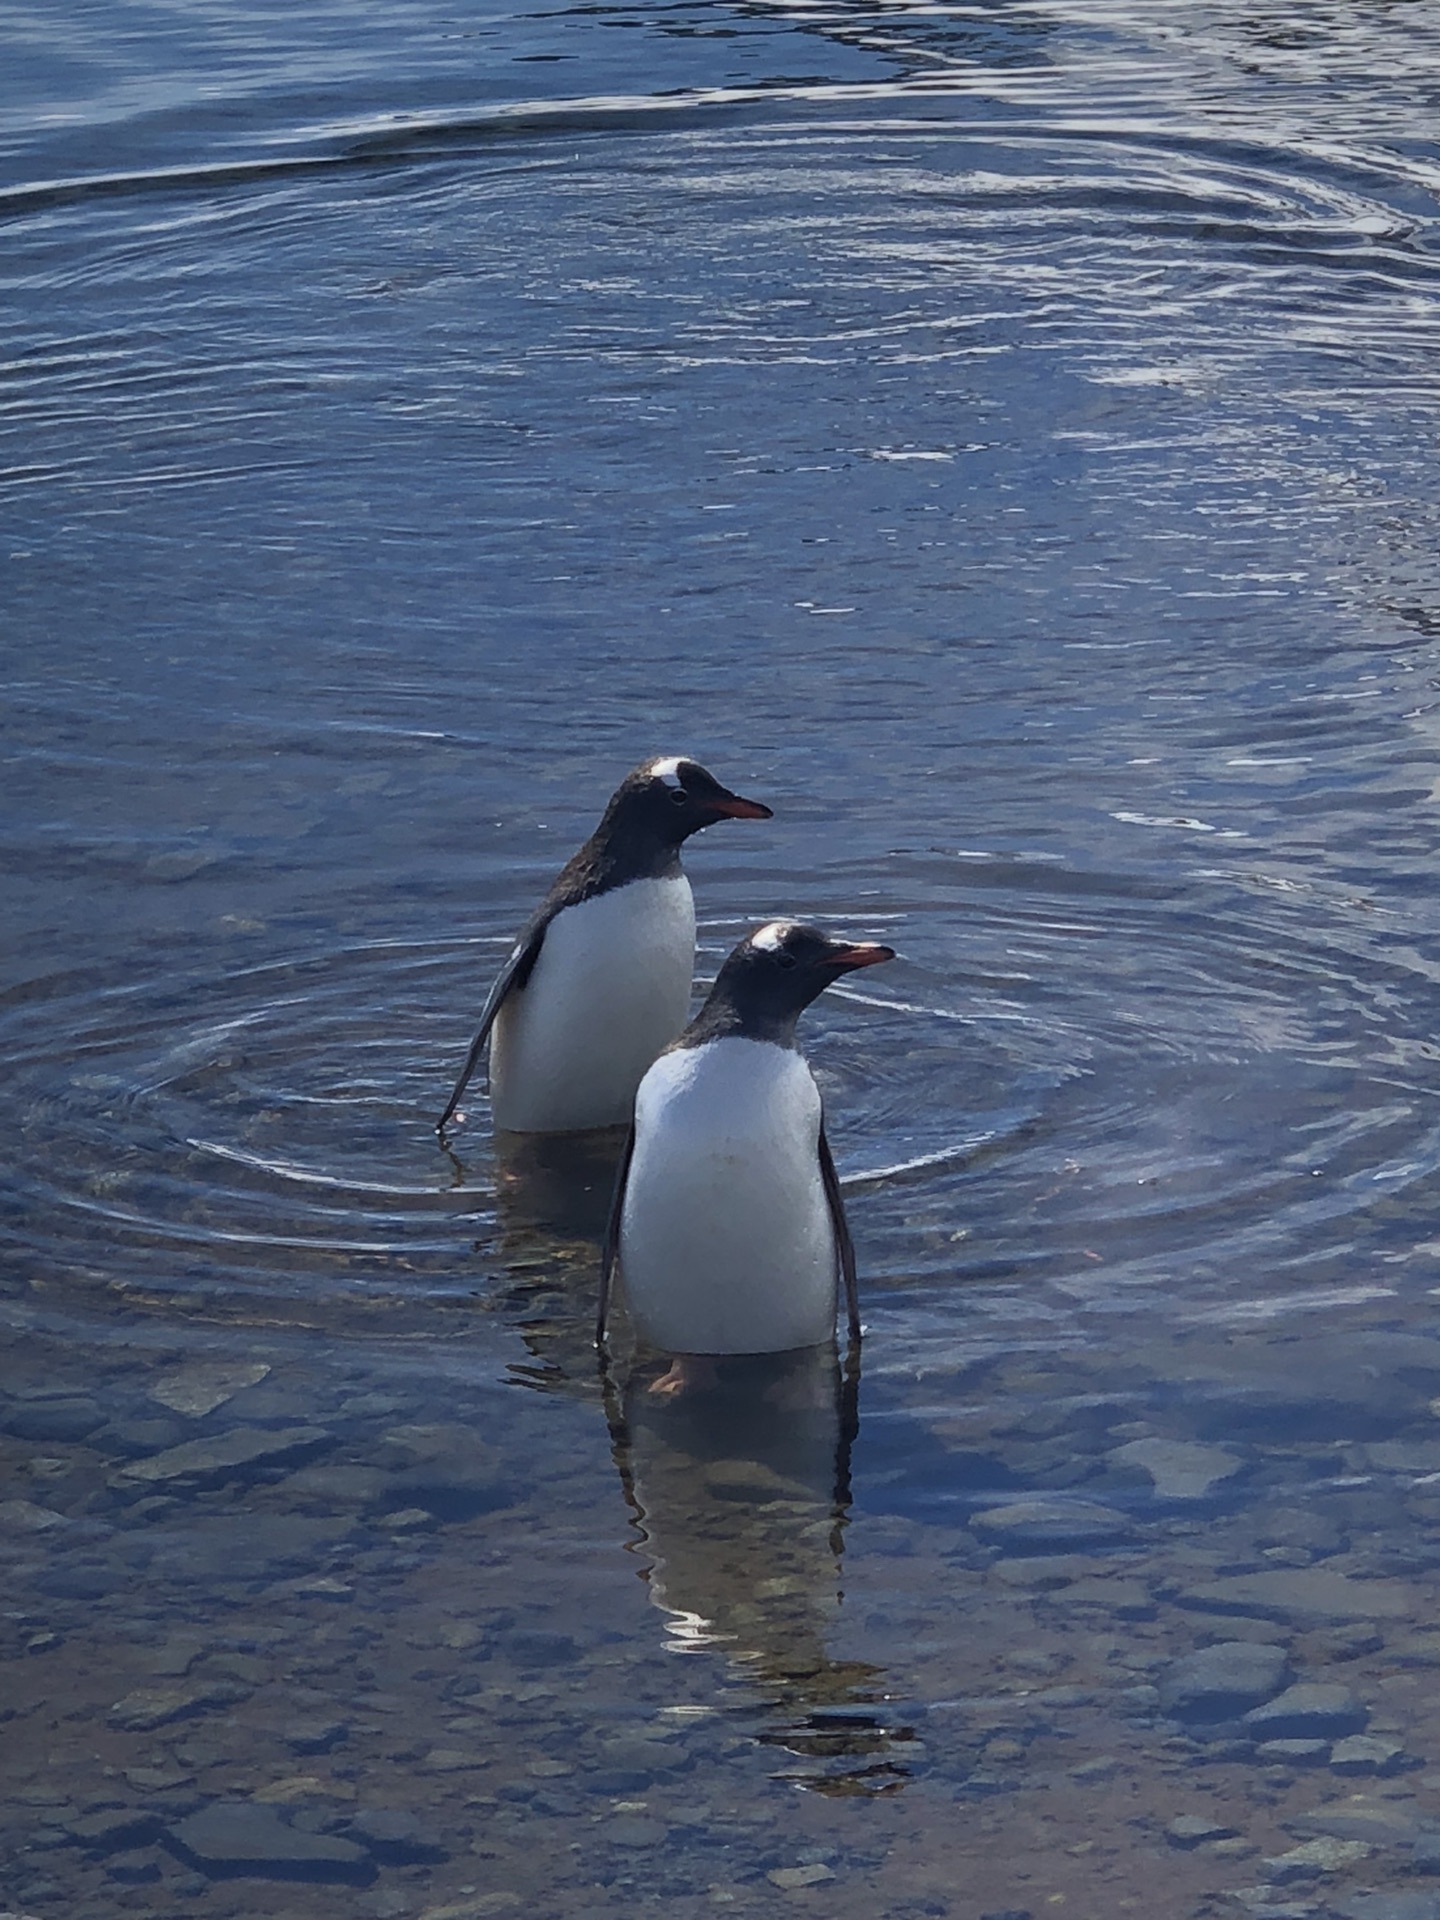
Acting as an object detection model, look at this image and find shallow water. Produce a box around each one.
[6,1,1440,1916]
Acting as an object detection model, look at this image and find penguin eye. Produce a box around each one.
[773,951,797,970]
[667,788,689,808]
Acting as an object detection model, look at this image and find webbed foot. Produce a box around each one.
[647,1354,721,1396]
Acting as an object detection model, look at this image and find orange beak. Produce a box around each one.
[825,942,895,970]
[708,791,773,821]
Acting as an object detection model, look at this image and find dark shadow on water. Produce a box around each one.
[443,1125,628,1395]
[605,1344,913,1795]
[493,1126,629,1245]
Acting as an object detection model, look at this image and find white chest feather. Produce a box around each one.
[490,875,696,1132]
[618,1038,838,1355]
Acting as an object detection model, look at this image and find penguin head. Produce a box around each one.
[702,920,895,1041]
[612,757,773,845]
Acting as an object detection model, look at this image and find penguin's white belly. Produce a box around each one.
[618,1038,837,1355]
[489,876,696,1133]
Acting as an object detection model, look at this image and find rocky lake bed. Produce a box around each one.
[10,1295,1440,1920]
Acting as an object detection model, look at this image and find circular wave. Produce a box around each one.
[1,942,501,1326]
[9,839,1437,1356]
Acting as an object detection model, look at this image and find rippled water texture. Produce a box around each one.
[6,2,1440,1917]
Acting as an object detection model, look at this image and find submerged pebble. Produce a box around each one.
[62,1808,161,1852]
[1108,1439,1245,1501]
[1157,1642,1290,1723]
[1330,1735,1409,1776]
[970,1499,1135,1551]
[147,1363,272,1419]
[1263,1837,1375,1882]
[347,1808,448,1862]
[107,1680,251,1732]
[768,1863,837,1888]
[1174,1569,1420,1627]
[115,1426,333,1487]
[166,1801,374,1881]
[1255,1740,1330,1767]
[1167,1814,1240,1848]
[1243,1683,1367,1742]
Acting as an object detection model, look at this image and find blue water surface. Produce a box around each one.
[5,0,1440,1911]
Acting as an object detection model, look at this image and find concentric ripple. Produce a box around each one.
[4,0,1440,1382]
[1,943,497,1321]
[7,838,1440,1362]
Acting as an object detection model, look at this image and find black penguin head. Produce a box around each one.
[693,920,896,1046]
[608,757,773,848]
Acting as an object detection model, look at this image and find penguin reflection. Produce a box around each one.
[451,1126,628,1390]
[491,1126,625,1245]
[608,1349,905,1789]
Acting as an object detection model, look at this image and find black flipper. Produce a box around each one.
[436,918,547,1135]
[818,1121,860,1345]
[596,1124,636,1352]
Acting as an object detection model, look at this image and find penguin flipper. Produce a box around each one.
[436,918,548,1135]
[597,1124,636,1351]
[818,1122,860,1345]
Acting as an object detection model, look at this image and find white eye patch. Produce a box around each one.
[751,922,790,952]
[649,757,684,789]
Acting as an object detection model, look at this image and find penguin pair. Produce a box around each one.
[438,757,893,1365]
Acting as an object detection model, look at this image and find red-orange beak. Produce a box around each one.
[825,941,896,970]
[707,790,773,821]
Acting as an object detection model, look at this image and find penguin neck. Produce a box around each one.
[677,995,802,1053]
[557,824,684,904]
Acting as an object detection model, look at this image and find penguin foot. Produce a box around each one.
[647,1354,721,1397]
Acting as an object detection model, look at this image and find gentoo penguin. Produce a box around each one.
[437,758,771,1136]
[598,921,895,1377]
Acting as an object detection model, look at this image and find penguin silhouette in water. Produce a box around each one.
[599,920,894,1392]
[437,758,771,1137]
